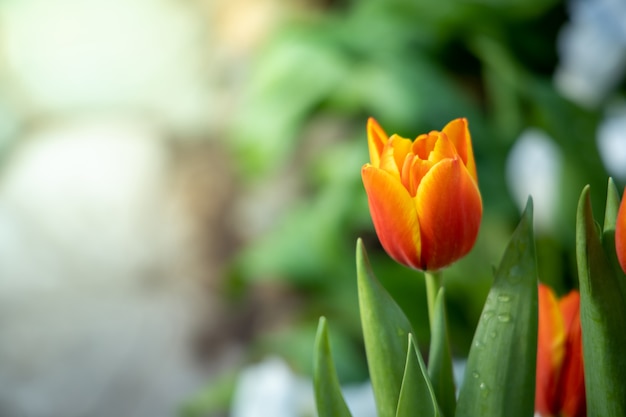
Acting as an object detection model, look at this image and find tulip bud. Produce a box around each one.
[536,283,586,417]
[617,187,626,274]
[361,118,482,271]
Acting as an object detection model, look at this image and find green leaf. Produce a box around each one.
[313,317,353,417]
[602,178,626,287]
[576,185,626,417]
[356,238,415,417]
[428,288,456,417]
[396,334,441,417]
[456,198,538,417]
[179,369,238,417]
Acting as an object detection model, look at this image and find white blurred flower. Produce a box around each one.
[597,102,626,181]
[554,0,626,107]
[231,357,315,417]
[506,129,563,232]
[231,357,378,417]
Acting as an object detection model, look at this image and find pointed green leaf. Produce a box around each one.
[576,185,626,417]
[603,178,620,233]
[396,334,441,417]
[602,178,626,287]
[428,288,456,417]
[313,317,353,417]
[356,239,415,417]
[456,198,538,417]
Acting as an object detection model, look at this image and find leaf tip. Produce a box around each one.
[523,195,534,220]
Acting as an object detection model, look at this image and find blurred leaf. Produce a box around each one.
[237,187,354,284]
[256,319,366,383]
[396,334,441,417]
[231,28,350,176]
[357,239,415,417]
[576,185,626,417]
[471,35,526,142]
[456,198,537,417]
[313,317,353,417]
[428,289,456,417]
[179,369,238,417]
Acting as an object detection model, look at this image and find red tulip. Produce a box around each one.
[536,283,586,417]
[361,118,482,271]
[616,187,626,274]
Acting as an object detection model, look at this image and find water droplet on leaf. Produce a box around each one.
[497,313,511,323]
[497,294,511,302]
[482,310,494,322]
[479,382,490,398]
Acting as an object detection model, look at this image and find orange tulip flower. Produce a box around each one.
[617,187,626,274]
[361,118,482,271]
[536,283,586,417]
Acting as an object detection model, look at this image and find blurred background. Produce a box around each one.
[0,0,625,416]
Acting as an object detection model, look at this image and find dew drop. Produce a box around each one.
[497,313,511,323]
[497,294,511,302]
[482,310,495,322]
[472,371,480,379]
[489,331,497,339]
[479,382,490,398]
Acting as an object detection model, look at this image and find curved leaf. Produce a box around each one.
[576,185,626,417]
[313,317,353,417]
[396,334,441,417]
[357,238,415,417]
[428,288,456,417]
[456,198,538,417]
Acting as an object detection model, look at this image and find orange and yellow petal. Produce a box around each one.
[413,157,482,270]
[378,135,413,180]
[412,132,439,160]
[557,292,585,417]
[442,118,478,183]
[617,188,626,274]
[428,132,459,163]
[402,155,433,197]
[362,165,422,269]
[367,118,388,167]
[536,284,566,416]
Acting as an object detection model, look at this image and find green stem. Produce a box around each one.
[424,271,443,329]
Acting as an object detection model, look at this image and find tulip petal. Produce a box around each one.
[617,188,626,274]
[442,118,478,183]
[412,131,457,163]
[536,284,566,416]
[405,156,433,197]
[362,165,422,269]
[557,292,586,417]
[414,157,482,270]
[412,133,438,159]
[379,135,413,180]
[367,118,388,168]
[404,133,459,197]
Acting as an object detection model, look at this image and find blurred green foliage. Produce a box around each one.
[219,0,618,392]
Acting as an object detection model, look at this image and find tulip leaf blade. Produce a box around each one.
[602,178,626,285]
[576,185,626,417]
[396,333,441,417]
[356,238,415,417]
[456,197,538,417]
[428,288,456,417]
[313,317,353,417]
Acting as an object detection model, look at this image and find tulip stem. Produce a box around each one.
[425,271,443,328]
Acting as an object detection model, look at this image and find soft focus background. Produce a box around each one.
[0,0,625,416]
